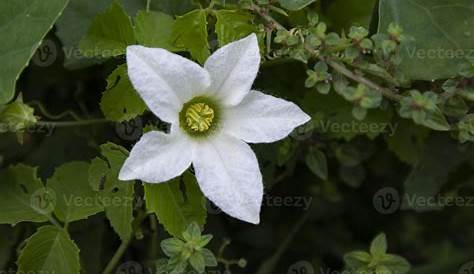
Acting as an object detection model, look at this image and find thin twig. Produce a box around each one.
[250,3,403,102]
[102,238,132,274]
[36,119,109,128]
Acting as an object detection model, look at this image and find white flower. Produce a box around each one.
[119,34,311,224]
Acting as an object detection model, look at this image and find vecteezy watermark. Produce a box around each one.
[319,269,396,274]
[404,194,474,208]
[459,261,474,274]
[406,46,474,61]
[290,120,399,141]
[32,38,58,67]
[205,194,313,215]
[318,121,398,137]
[63,194,134,208]
[288,261,314,274]
[373,187,474,214]
[116,117,143,141]
[29,188,136,213]
[30,187,57,215]
[63,46,124,61]
[0,122,55,136]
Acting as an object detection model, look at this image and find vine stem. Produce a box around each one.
[256,209,312,274]
[146,0,151,12]
[36,119,109,128]
[47,214,63,229]
[102,238,132,274]
[250,3,403,102]
[324,59,403,102]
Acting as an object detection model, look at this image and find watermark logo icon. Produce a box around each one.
[459,261,474,274]
[31,187,56,214]
[32,39,58,67]
[373,187,400,214]
[116,261,143,274]
[288,261,314,274]
[116,118,143,141]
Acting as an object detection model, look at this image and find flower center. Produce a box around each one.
[185,103,215,132]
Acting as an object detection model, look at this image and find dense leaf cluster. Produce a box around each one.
[0,0,473,273]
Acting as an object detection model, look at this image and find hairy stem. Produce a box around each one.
[250,3,403,102]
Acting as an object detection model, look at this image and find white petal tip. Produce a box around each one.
[302,112,312,124]
[246,216,261,225]
[118,167,134,181]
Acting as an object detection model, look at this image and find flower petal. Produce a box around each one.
[223,90,311,143]
[204,34,260,106]
[193,134,263,224]
[127,45,211,122]
[119,130,193,183]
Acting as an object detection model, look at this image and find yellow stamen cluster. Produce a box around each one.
[185,103,215,132]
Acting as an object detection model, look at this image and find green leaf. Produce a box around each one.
[305,147,328,180]
[344,251,372,269]
[89,143,134,241]
[182,222,202,242]
[378,0,474,80]
[55,0,110,68]
[153,0,198,15]
[56,0,150,68]
[0,165,49,224]
[144,172,207,237]
[100,64,147,122]
[422,107,451,131]
[326,0,376,30]
[189,252,205,273]
[399,91,450,131]
[380,254,411,274]
[0,0,69,104]
[79,1,136,58]
[161,238,185,257]
[278,0,316,11]
[370,233,388,257]
[457,114,474,143]
[376,265,391,274]
[47,162,104,223]
[172,9,210,64]
[215,10,257,47]
[201,248,218,267]
[17,226,80,274]
[135,10,177,50]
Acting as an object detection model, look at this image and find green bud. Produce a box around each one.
[238,258,248,268]
[348,26,369,41]
[316,82,331,94]
[359,38,373,50]
[381,40,397,56]
[314,22,327,38]
[0,95,37,134]
[307,10,319,26]
[388,23,404,41]
[325,32,342,46]
[459,62,474,78]
[352,106,367,120]
[458,114,474,143]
